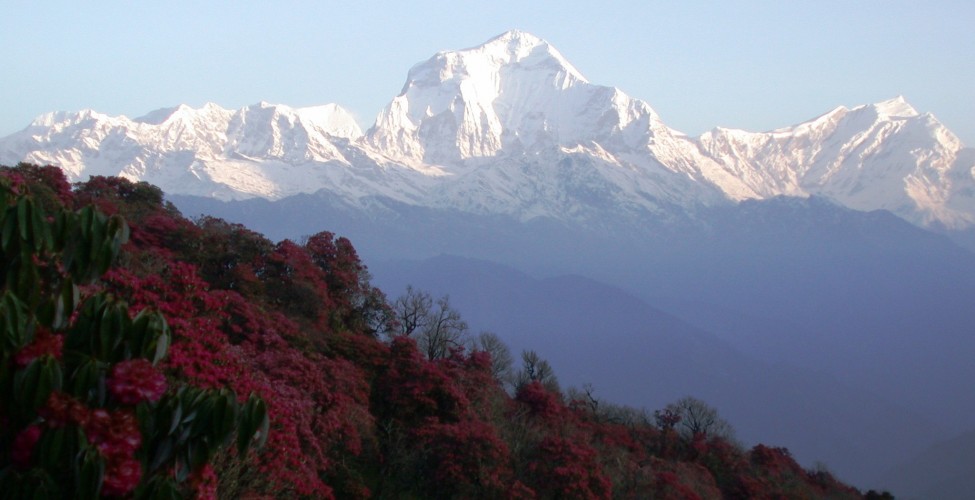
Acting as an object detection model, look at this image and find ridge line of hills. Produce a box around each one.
[0,162,884,498]
[2,30,973,230]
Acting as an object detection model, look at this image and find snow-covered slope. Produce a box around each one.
[698,97,975,227]
[367,30,666,163]
[2,30,973,228]
[0,102,391,201]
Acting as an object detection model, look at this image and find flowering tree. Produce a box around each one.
[0,176,266,498]
[0,164,870,499]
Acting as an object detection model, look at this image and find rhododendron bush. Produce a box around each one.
[0,164,874,499]
[0,170,266,498]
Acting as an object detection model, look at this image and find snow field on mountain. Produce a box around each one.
[1,30,973,228]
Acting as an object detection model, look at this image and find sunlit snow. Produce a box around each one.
[1,31,973,228]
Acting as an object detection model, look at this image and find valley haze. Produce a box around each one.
[3,30,974,497]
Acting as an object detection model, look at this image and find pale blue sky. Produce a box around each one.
[3,1,973,144]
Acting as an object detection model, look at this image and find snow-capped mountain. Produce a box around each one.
[2,30,973,228]
[698,97,975,228]
[0,101,382,200]
[368,30,666,163]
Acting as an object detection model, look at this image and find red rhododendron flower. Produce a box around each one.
[14,330,64,368]
[82,409,144,496]
[107,359,167,404]
[10,425,43,470]
[189,464,219,500]
[39,391,89,428]
[85,409,142,457]
[101,456,142,497]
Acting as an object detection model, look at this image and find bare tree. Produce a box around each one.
[569,383,601,419]
[515,350,560,394]
[470,331,514,382]
[391,286,468,360]
[392,285,433,337]
[419,294,468,360]
[662,396,735,440]
[569,384,651,426]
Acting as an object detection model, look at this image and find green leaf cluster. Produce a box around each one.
[0,177,267,498]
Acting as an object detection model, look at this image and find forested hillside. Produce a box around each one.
[0,163,879,498]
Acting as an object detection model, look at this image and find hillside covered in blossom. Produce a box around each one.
[0,163,885,498]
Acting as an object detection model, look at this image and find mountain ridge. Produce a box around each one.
[1,30,973,228]
[368,253,941,487]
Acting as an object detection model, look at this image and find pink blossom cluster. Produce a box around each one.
[106,266,341,496]
[40,392,145,496]
[188,464,218,500]
[10,425,43,470]
[107,358,167,405]
[13,330,64,368]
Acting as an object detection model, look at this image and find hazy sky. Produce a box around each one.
[3,1,973,144]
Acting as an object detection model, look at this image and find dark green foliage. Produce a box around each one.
[0,164,870,498]
[0,169,266,498]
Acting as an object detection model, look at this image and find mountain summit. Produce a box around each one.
[2,31,974,227]
[367,29,624,164]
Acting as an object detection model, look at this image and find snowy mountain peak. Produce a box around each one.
[29,109,111,129]
[0,101,369,200]
[402,30,587,90]
[292,104,363,139]
[697,94,975,227]
[367,31,663,165]
[134,102,234,127]
[134,106,184,125]
[483,30,549,52]
[474,29,588,84]
[1,34,973,229]
[870,95,919,118]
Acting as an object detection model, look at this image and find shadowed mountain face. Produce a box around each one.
[367,255,936,488]
[878,428,975,500]
[168,191,975,491]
